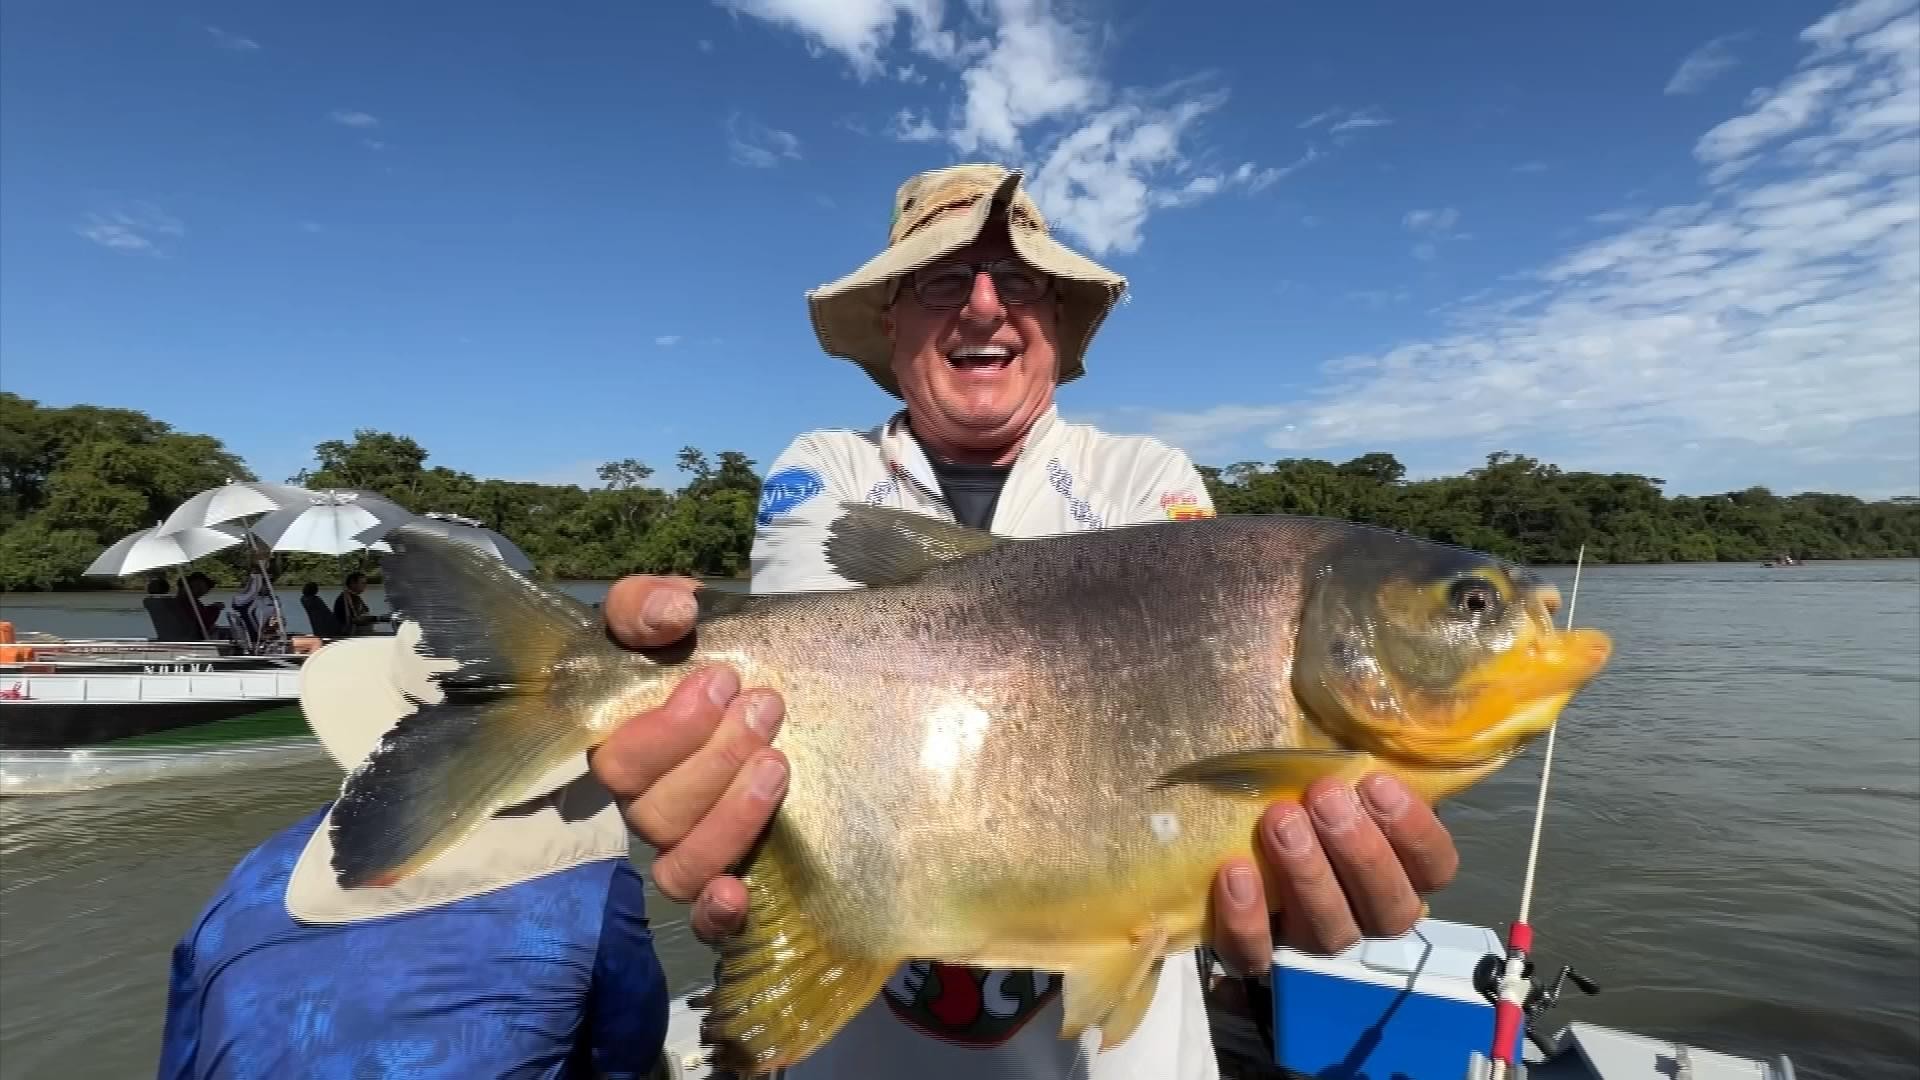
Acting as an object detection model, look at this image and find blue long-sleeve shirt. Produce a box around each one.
[156,804,669,1079]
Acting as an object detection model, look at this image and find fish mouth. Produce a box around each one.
[945,343,1019,374]
[1367,627,1613,766]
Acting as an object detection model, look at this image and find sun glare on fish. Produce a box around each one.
[918,696,993,799]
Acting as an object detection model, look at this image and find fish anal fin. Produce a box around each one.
[1061,921,1170,1045]
[1098,955,1164,1050]
[1150,748,1372,800]
[823,501,1002,588]
[699,822,895,1075]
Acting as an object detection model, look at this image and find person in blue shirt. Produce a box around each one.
[156,627,673,1079]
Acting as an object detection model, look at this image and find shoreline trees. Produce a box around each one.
[3,393,1915,591]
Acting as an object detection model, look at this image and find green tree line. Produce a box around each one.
[1,393,1914,591]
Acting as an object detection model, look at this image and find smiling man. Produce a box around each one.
[589,163,1460,1079]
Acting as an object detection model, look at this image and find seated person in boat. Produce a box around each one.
[176,573,225,639]
[156,627,671,1079]
[227,564,279,649]
[330,571,388,636]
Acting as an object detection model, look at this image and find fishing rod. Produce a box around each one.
[1483,544,1600,1079]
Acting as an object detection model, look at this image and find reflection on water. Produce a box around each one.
[3,563,1918,1079]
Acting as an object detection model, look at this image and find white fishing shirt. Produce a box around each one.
[749,404,1223,1080]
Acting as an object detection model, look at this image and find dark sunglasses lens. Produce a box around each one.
[915,263,1047,306]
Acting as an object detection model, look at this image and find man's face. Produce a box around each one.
[883,224,1060,462]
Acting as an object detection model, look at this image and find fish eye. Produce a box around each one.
[1446,576,1500,619]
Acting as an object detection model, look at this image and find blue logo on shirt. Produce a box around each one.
[757,466,826,526]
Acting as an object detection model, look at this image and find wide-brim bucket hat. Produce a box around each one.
[806,163,1128,398]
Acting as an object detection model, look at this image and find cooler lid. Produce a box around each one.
[1356,918,1503,982]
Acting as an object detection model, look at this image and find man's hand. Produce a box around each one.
[587,574,784,945]
[1207,774,1459,973]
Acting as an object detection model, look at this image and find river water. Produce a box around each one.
[2,562,1917,1079]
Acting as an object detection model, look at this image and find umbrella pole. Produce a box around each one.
[245,529,290,653]
[174,570,213,639]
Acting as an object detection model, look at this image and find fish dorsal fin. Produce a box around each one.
[823,502,1003,588]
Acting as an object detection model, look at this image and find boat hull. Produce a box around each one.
[0,697,296,749]
[0,663,304,750]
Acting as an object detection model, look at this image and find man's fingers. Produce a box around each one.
[1304,780,1424,940]
[1209,858,1273,976]
[588,665,740,799]
[1359,773,1459,894]
[650,747,788,902]
[1258,802,1361,956]
[691,877,750,945]
[602,574,701,649]
[624,690,785,851]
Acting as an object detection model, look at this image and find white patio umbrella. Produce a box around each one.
[249,489,414,556]
[84,521,246,578]
[84,521,246,639]
[356,512,536,576]
[158,480,317,535]
[159,481,327,651]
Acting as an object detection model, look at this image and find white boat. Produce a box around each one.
[0,650,314,795]
[642,917,1795,1079]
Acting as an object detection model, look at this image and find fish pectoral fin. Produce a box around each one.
[1060,921,1170,1045]
[700,822,895,1076]
[1097,955,1164,1050]
[1150,748,1372,800]
[823,502,1004,587]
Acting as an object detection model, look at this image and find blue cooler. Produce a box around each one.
[1268,916,1523,1077]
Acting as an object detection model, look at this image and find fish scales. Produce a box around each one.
[670,517,1347,958]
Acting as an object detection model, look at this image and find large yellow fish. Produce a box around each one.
[327,505,1612,1075]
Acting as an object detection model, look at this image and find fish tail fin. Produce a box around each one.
[700,823,896,1075]
[326,523,640,889]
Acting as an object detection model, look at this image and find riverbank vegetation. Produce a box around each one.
[2,393,1914,590]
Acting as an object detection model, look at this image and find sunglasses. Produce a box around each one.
[897,258,1055,309]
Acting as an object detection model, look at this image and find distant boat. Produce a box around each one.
[0,635,316,795]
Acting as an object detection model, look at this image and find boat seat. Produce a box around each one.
[145,597,204,642]
[303,594,344,638]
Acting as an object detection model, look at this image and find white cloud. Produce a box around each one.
[712,0,954,81]
[205,25,260,51]
[328,109,380,129]
[1666,32,1745,94]
[1300,105,1393,134]
[1404,207,1460,233]
[698,38,716,53]
[727,112,802,167]
[887,107,943,142]
[1404,207,1464,260]
[716,0,1294,256]
[1514,160,1550,173]
[655,335,683,347]
[1139,0,1920,498]
[76,203,184,256]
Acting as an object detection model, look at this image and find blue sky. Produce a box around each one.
[3,0,1916,499]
